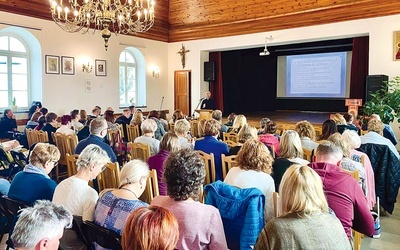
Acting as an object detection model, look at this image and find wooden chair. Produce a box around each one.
[126,125,140,142]
[82,221,121,250]
[66,153,79,176]
[140,169,159,204]
[273,192,280,217]
[127,142,151,162]
[276,124,285,136]
[107,129,119,145]
[223,132,238,143]
[225,139,238,149]
[26,128,36,147]
[190,120,200,138]
[221,154,236,179]
[269,145,276,158]
[32,130,49,143]
[53,132,78,181]
[314,126,322,137]
[169,123,175,133]
[303,148,313,162]
[360,130,368,136]
[98,162,120,192]
[116,123,125,140]
[196,150,216,185]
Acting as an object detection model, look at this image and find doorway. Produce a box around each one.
[174,70,191,116]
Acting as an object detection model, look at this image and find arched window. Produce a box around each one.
[119,48,146,107]
[0,35,30,109]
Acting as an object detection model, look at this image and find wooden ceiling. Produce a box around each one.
[1,0,400,43]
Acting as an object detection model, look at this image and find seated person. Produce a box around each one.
[25,111,42,131]
[212,109,228,139]
[134,119,160,156]
[174,119,193,149]
[56,115,75,136]
[34,115,46,131]
[169,109,184,124]
[159,110,169,132]
[257,117,270,135]
[8,143,60,206]
[104,110,118,131]
[0,109,17,139]
[147,110,166,140]
[194,119,229,181]
[11,200,73,250]
[317,119,337,141]
[224,139,275,221]
[77,116,92,141]
[151,149,227,249]
[53,145,110,250]
[337,112,359,134]
[295,120,319,151]
[308,141,375,239]
[94,160,149,236]
[258,120,280,157]
[70,109,84,134]
[116,108,131,125]
[224,113,236,127]
[369,114,398,146]
[255,165,351,250]
[229,124,258,155]
[229,114,247,133]
[122,206,179,250]
[41,112,58,144]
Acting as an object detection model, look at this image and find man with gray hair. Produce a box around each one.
[212,109,228,139]
[74,117,117,162]
[12,200,72,250]
[308,141,375,239]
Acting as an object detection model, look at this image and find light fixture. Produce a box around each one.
[49,0,155,51]
[260,36,273,56]
[82,62,92,73]
[152,67,159,78]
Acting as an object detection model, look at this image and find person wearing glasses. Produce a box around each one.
[8,143,60,206]
[53,144,110,250]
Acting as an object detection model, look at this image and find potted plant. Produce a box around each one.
[11,97,18,112]
[362,76,400,124]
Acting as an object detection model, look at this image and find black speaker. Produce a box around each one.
[204,62,215,82]
[366,75,388,102]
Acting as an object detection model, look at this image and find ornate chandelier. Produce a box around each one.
[49,0,155,50]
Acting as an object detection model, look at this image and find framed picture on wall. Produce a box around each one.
[61,56,75,75]
[394,31,400,61]
[45,55,60,74]
[95,59,107,76]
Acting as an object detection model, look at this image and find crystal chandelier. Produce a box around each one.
[49,0,155,50]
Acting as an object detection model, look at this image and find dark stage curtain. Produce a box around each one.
[350,36,369,101]
[209,52,224,112]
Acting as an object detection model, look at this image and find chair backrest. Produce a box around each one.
[140,169,160,204]
[1,195,27,216]
[126,125,140,142]
[116,124,125,140]
[53,132,78,166]
[223,132,238,143]
[225,140,238,149]
[303,148,313,162]
[169,123,175,133]
[107,129,118,145]
[273,192,280,217]
[221,154,236,179]
[66,153,79,177]
[127,142,151,162]
[360,130,368,136]
[33,130,49,143]
[196,150,216,185]
[26,128,36,147]
[82,221,122,250]
[9,150,27,169]
[190,120,200,138]
[314,126,322,137]
[98,162,120,192]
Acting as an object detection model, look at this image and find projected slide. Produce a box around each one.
[286,52,347,98]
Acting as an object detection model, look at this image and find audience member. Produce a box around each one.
[56,115,75,136]
[78,109,87,124]
[41,112,58,144]
[53,145,110,250]
[159,110,169,132]
[25,111,42,131]
[147,133,181,195]
[212,109,228,138]
[151,149,227,249]
[295,120,319,151]
[258,120,280,157]
[74,118,117,162]
[229,124,258,155]
[12,200,73,250]
[200,91,216,110]
[134,118,160,156]
[34,115,46,131]
[0,109,17,138]
[331,113,347,126]
[317,119,337,141]
[122,206,179,250]
[91,107,101,119]
[8,143,60,206]
[115,108,131,125]
[308,141,375,239]
[257,117,270,135]
[130,110,144,131]
[70,109,84,133]
[174,119,193,149]
[94,160,149,238]
[197,119,207,138]
[27,103,41,121]
[338,112,359,134]
[224,139,275,221]
[39,107,48,116]
[230,114,247,133]
[194,119,229,180]
[77,116,92,141]
[169,109,184,124]
[361,119,399,158]
[369,114,398,145]
[224,113,236,127]
[104,110,118,131]
[255,165,351,250]
[272,130,309,191]
[147,110,166,140]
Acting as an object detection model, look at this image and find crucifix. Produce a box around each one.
[177,44,190,69]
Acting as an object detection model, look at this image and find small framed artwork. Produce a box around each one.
[95,59,107,76]
[45,55,60,74]
[85,79,93,93]
[394,31,400,61]
[61,56,75,75]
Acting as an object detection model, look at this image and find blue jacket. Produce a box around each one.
[74,134,117,162]
[194,136,229,180]
[205,181,265,250]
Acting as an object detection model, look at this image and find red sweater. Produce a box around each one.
[308,162,375,238]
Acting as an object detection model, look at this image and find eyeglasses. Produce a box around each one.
[53,161,58,166]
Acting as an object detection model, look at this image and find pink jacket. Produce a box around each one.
[259,134,280,157]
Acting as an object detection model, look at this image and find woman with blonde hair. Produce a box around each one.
[295,120,318,151]
[147,132,181,195]
[197,119,207,138]
[272,130,309,191]
[230,114,247,133]
[229,124,258,155]
[255,165,351,250]
[224,139,275,221]
[8,143,60,206]
[94,160,149,239]
[134,119,160,156]
[174,119,193,149]
[122,206,179,250]
[130,110,144,131]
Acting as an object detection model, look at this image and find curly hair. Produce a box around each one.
[236,139,273,174]
[164,148,205,201]
[204,119,220,136]
[368,119,384,134]
[237,124,258,143]
[264,120,277,134]
[295,120,316,141]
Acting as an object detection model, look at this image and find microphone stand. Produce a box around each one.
[192,98,204,118]
[159,96,164,114]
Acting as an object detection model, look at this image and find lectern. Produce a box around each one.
[196,109,213,120]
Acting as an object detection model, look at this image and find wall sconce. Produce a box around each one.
[152,67,160,78]
[82,62,93,73]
